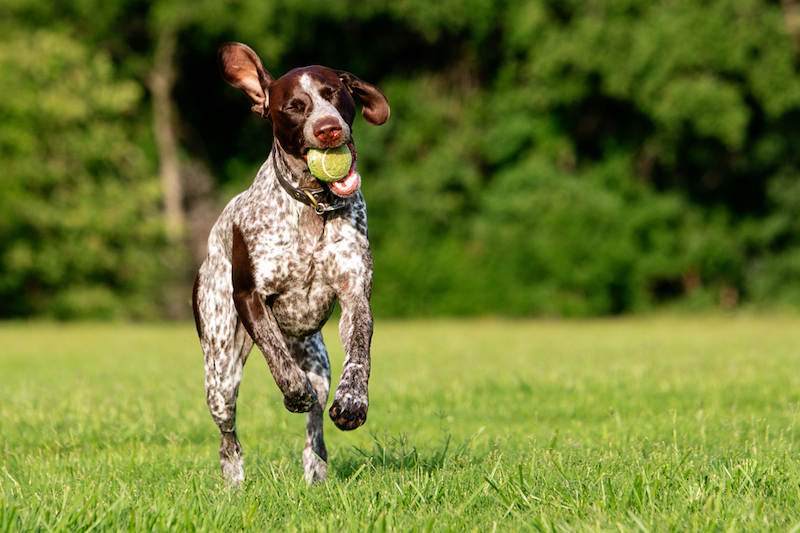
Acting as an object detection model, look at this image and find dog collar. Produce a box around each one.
[272,155,344,216]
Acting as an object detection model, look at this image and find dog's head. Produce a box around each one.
[218,42,390,158]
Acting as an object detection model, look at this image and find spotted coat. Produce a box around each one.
[192,42,389,485]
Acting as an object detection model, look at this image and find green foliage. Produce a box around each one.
[3,0,800,318]
[2,318,800,530]
[361,0,800,316]
[0,30,166,318]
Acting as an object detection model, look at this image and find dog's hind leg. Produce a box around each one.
[213,319,253,486]
[195,265,254,486]
[286,333,331,484]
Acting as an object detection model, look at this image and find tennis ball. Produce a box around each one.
[306,145,353,182]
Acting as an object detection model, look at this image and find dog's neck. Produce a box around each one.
[270,141,320,190]
[265,141,345,215]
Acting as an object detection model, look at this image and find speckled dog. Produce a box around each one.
[192,42,390,485]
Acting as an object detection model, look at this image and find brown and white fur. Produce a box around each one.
[192,42,390,485]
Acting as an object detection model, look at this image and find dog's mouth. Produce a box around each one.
[304,141,361,198]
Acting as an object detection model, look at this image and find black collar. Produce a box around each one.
[272,153,344,216]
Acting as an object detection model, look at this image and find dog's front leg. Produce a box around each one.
[231,224,318,413]
[329,293,372,431]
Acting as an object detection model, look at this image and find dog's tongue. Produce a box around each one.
[330,170,361,197]
[329,142,360,197]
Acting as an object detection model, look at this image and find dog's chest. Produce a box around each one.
[240,208,361,336]
[266,234,338,336]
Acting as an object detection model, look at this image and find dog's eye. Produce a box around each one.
[285,100,306,113]
[320,87,336,102]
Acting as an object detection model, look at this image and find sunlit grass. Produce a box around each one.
[1,315,800,531]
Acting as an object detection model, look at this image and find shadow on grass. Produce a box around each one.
[332,427,485,479]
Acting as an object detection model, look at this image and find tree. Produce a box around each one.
[3,0,800,318]
[0,29,167,318]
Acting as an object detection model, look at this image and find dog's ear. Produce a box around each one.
[218,43,275,118]
[335,71,390,126]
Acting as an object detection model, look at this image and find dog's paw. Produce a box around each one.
[283,380,319,413]
[221,454,244,487]
[219,435,244,487]
[303,447,328,485]
[329,392,368,431]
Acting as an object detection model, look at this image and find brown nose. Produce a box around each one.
[314,119,342,144]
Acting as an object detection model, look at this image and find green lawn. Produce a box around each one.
[1,315,800,531]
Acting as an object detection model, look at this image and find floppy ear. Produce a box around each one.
[218,42,275,118]
[335,71,390,126]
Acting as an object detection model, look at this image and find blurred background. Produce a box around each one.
[2,0,800,321]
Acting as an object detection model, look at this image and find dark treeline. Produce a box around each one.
[2,0,800,319]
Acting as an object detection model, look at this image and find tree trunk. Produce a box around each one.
[149,26,184,242]
[781,0,800,58]
[148,26,192,319]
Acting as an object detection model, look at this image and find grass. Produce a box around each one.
[1,315,800,531]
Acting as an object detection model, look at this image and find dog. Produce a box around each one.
[192,42,390,485]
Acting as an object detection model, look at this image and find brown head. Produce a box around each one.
[217,42,390,158]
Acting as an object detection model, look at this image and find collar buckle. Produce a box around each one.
[302,189,344,215]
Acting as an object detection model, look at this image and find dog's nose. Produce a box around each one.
[314,119,342,144]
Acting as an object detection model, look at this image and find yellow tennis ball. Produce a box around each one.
[306,145,352,181]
